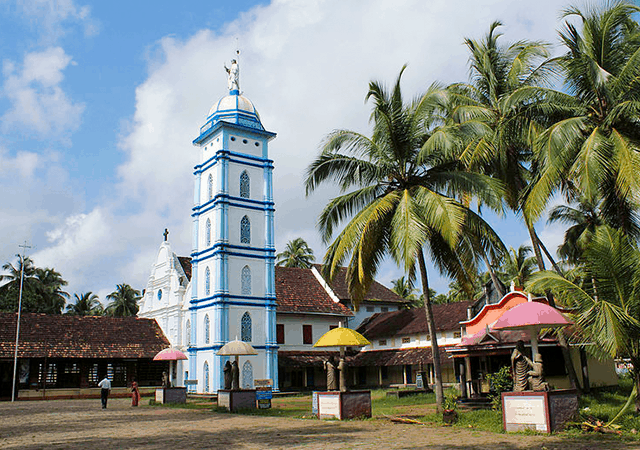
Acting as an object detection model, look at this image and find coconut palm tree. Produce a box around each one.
[0,255,38,312]
[526,1,640,237]
[66,292,103,316]
[548,198,603,263]
[391,276,417,301]
[34,267,69,314]
[105,284,140,317]
[432,21,560,273]
[500,245,537,288]
[527,226,640,411]
[305,66,504,409]
[276,238,315,268]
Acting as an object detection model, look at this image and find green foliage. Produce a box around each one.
[486,365,513,410]
[105,283,140,317]
[276,238,315,268]
[66,292,104,316]
[0,255,68,314]
[442,388,459,411]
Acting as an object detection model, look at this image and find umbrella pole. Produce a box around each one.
[528,326,539,358]
[339,346,347,392]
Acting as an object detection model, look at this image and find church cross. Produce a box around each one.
[163,228,169,242]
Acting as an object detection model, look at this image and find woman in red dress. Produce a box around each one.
[131,378,141,406]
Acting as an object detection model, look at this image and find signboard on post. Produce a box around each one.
[416,374,423,389]
[254,379,273,409]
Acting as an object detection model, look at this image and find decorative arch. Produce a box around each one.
[240,171,250,198]
[208,174,213,201]
[204,314,210,344]
[205,266,211,296]
[242,360,253,389]
[241,312,252,342]
[185,320,191,346]
[203,361,210,393]
[241,265,251,295]
[205,218,211,246]
[240,216,250,244]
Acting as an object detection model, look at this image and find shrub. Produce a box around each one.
[486,365,513,410]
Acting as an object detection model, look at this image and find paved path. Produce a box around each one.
[0,398,636,449]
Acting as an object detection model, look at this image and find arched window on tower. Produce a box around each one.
[241,265,251,295]
[185,320,191,346]
[208,174,213,201]
[242,361,253,389]
[205,266,211,296]
[203,361,210,393]
[240,171,250,198]
[205,218,211,246]
[241,312,252,342]
[240,216,250,244]
[204,314,210,344]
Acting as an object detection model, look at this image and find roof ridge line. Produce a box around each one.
[310,266,342,304]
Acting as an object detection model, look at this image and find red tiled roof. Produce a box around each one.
[178,256,192,281]
[0,313,170,359]
[314,264,406,304]
[357,302,470,340]
[275,266,353,316]
[349,346,454,367]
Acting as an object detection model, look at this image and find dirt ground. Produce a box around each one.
[0,398,638,450]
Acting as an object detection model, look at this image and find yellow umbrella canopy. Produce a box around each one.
[313,327,371,348]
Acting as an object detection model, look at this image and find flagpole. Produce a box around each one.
[11,241,31,402]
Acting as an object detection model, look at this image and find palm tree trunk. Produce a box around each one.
[417,248,444,411]
[532,227,563,276]
[481,248,505,298]
[526,222,582,394]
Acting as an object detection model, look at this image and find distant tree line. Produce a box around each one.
[0,255,140,317]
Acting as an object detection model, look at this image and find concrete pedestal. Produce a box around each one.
[217,389,257,412]
[155,387,187,404]
[502,389,578,433]
[316,390,372,420]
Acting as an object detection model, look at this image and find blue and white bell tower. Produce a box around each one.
[189,59,278,392]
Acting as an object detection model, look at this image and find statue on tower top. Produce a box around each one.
[224,59,240,93]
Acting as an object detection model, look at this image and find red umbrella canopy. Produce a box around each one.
[153,347,188,361]
[493,301,571,331]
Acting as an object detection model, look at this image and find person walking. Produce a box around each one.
[98,375,111,409]
[130,378,141,407]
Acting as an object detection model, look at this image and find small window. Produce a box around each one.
[240,171,250,198]
[401,337,410,344]
[203,361,210,393]
[453,331,462,339]
[205,266,211,296]
[208,174,213,201]
[378,339,387,346]
[186,320,191,346]
[241,312,252,342]
[276,324,285,344]
[204,314,210,344]
[205,218,211,246]
[242,139,248,144]
[254,142,259,147]
[231,136,236,141]
[381,307,389,313]
[240,216,250,244]
[303,325,313,345]
[366,306,374,312]
[241,265,251,295]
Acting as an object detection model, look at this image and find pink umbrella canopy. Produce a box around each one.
[493,301,571,357]
[153,347,188,361]
[493,301,571,330]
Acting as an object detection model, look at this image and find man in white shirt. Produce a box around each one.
[98,375,111,409]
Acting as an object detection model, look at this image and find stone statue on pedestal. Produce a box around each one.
[231,360,240,390]
[324,358,338,391]
[223,361,232,390]
[528,353,550,391]
[511,340,533,391]
[162,371,170,388]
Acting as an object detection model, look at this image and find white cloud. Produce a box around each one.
[15,0,98,43]
[1,47,85,139]
[25,0,578,298]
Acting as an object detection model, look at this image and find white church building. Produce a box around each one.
[138,61,406,393]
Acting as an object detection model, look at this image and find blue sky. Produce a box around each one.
[0,0,601,303]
